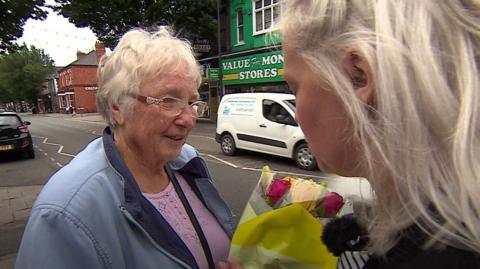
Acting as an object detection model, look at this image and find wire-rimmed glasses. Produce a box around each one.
[130,93,207,117]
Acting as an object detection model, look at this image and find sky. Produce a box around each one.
[17,1,98,67]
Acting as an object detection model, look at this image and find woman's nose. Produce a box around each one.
[174,108,196,128]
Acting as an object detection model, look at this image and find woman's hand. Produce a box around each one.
[218,258,243,269]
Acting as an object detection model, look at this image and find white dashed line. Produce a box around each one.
[32,136,76,157]
[30,136,70,168]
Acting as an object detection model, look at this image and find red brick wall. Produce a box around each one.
[74,86,97,113]
[71,66,97,86]
[57,66,97,92]
[57,65,99,113]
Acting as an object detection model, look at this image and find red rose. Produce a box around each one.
[322,192,344,217]
[266,178,291,206]
[311,191,344,218]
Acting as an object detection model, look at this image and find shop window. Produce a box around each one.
[262,99,296,125]
[198,84,211,119]
[253,0,281,35]
[236,9,244,44]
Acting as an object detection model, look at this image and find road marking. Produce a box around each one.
[204,154,239,168]
[240,166,328,179]
[31,135,323,179]
[203,153,327,179]
[32,136,76,157]
[66,118,106,126]
[189,134,215,141]
[31,138,65,167]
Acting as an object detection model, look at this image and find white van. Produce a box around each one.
[215,92,317,170]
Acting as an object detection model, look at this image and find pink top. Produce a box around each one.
[143,172,231,269]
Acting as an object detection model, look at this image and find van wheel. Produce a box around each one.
[220,134,236,156]
[294,143,317,170]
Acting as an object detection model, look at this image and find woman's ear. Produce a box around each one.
[109,103,125,126]
[340,51,374,105]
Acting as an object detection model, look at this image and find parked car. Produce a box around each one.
[0,112,35,158]
[215,93,317,170]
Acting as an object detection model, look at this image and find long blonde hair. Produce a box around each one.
[279,0,480,254]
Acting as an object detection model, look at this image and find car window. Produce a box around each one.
[0,115,21,126]
[262,99,296,125]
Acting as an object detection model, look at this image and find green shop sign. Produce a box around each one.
[221,50,284,85]
[207,68,219,79]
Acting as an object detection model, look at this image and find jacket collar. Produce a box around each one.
[102,127,198,269]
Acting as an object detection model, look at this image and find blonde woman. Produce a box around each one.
[220,1,480,268]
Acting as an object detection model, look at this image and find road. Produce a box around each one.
[0,113,371,268]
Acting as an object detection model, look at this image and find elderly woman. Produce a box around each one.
[16,28,234,269]
[221,1,480,269]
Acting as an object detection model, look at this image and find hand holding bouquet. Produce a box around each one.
[229,166,345,269]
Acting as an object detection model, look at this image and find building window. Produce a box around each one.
[236,9,244,44]
[253,0,281,35]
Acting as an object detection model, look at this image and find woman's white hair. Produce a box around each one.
[279,0,480,254]
[96,27,201,128]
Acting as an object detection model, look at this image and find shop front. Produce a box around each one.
[221,50,290,95]
[198,61,221,122]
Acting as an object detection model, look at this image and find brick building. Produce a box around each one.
[57,42,105,113]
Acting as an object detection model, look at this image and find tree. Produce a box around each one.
[0,0,48,54]
[53,0,217,48]
[0,45,55,105]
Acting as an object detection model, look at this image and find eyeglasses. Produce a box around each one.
[131,93,207,117]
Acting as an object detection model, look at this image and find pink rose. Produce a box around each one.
[266,178,291,206]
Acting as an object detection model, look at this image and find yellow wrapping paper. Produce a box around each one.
[229,167,338,269]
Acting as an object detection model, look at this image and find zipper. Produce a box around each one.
[119,206,193,269]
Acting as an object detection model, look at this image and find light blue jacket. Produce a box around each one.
[16,128,236,269]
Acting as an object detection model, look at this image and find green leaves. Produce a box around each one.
[0,0,48,54]
[53,0,217,48]
[0,46,54,104]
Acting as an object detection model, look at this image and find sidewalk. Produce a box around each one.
[0,186,44,269]
[40,112,105,123]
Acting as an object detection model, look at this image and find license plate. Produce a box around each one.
[0,145,14,151]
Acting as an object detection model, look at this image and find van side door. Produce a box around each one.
[251,99,298,156]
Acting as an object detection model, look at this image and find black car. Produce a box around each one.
[0,112,35,158]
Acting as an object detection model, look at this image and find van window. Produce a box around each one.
[285,99,296,112]
[262,99,297,125]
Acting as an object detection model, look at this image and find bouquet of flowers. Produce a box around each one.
[229,166,344,269]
